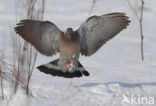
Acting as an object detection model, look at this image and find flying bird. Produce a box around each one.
[14,13,130,78]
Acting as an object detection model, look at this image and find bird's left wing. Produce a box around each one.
[77,13,130,56]
[15,20,63,56]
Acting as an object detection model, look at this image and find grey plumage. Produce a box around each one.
[78,13,130,56]
[14,12,130,78]
[15,20,63,56]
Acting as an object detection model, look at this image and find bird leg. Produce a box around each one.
[65,61,70,69]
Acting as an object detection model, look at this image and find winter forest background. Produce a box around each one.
[0,0,156,106]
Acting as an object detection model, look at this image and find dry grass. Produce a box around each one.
[0,0,46,100]
[13,0,45,95]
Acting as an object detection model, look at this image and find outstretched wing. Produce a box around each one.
[14,20,63,56]
[77,13,130,56]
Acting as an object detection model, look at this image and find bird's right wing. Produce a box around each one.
[15,20,63,56]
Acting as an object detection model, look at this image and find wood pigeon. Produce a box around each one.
[14,12,130,78]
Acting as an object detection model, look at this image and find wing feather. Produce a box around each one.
[78,13,130,56]
[14,20,63,56]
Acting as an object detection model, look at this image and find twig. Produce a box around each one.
[0,67,4,100]
[88,0,97,16]
[126,0,144,61]
[126,0,139,20]
[11,0,46,95]
[25,0,45,94]
[140,0,144,61]
[41,0,45,20]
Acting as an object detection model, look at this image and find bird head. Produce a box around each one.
[65,28,74,40]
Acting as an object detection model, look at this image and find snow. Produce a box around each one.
[9,89,30,106]
[0,0,156,106]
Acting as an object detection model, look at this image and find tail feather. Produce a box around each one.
[37,59,89,78]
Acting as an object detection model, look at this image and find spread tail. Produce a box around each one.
[37,59,89,78]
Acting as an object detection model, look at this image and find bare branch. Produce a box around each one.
[88,0,97,16]
[126,0,145,61]
[140,0,144,61]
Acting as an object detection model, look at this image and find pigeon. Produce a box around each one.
[14,12,130,78]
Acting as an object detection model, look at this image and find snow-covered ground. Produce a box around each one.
[0,0,156,106]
